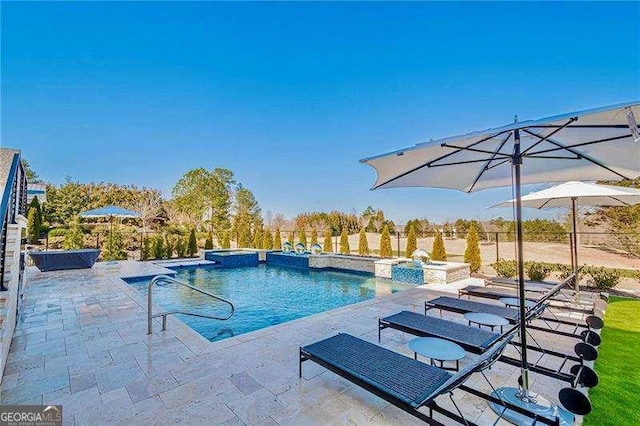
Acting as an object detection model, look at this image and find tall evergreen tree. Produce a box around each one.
[310,228,318,245]
[176,236,187,258]
[204,232,214,249]
[323,229,333,252]
[274,228,282,250]
[262,229,274,250]
[221,230,231,249]
[339,228,350,254]
[405,227,417,257]
[358,228,369,256]
[103,228,127,261]
[464,226,482,272]
[153,234,165,259]
[26,207,40,243]
[188,229,198,256]
[431,232,447,261]
[63,217,84,250]
[165,233,176,258]
[253,227,263,249]
[298,227,307,247]
[29,196,42,236]
[141,236,152,260]
[379,225,393,257]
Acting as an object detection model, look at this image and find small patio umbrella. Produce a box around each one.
[79,205,141,257]
[491,181,640,300]
[361,101,640,424]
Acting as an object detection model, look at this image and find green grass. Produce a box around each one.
[584,296,640,425]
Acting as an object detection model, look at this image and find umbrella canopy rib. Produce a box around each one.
[468,133,513,192]
[520,117,577,156]
[523,130,634,180]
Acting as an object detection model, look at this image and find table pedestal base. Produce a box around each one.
[489,387,573,426]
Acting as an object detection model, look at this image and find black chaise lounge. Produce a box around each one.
[425,296,603,340]
[299,333,561,425]
[457,286,592,314]
[378,311,599,388]
[485,276,556,291]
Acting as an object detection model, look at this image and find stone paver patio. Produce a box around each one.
[1,261,587,425]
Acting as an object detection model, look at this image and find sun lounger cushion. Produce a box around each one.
[382,311,500,351]
[428,296,520,322]
[301,333,453,407]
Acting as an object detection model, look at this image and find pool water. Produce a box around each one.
[125,264,411,342]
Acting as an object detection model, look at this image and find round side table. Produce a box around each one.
[499,297,536,309]
[464,312,509,333]
[407,337,466,371]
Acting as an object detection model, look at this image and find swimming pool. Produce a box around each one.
[125,264,411,342]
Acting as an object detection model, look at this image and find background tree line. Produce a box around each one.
[23,158,640,260]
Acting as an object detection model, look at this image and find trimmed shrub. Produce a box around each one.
[263,229,274,250]
[379,225,392,257]
[431,231,447,261]
[204,232,214,250]
[47,228,68,237]
[586,266,621,289]
[310,228,318,245]
[358,228,369,256]
[188,229,197,257]
[141,236,151,260]
[63,218,84,250]
[153,234,165,259]
[323,229,333,252]
[556,263,574,280]
[492,259,517,278]
[339,228,350,254]
[525,261,551,281]
[274,228,282,250]
[405,227,417,258]
[464,226,482,272]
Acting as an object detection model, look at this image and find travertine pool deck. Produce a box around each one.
[2,261,588,425]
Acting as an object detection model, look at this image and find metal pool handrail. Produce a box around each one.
[147,274,235,334]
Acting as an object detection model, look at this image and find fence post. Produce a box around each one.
[495,232,499,262]
[140,232,143,261]
[96,234,99,249]
[334,235,338,253]
[397,233,401,257]
[45,232,49,251]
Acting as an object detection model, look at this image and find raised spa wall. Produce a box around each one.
[204,249,469,284]
[375,258,471,285]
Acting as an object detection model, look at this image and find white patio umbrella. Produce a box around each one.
[361,101,640,424]
[492,181,640,300]
[79,205,141,256]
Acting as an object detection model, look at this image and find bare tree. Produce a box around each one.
[264,210,274,230]
[272,213,287,231]
[133,191,163,232]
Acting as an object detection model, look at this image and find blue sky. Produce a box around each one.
[2,2,639,223]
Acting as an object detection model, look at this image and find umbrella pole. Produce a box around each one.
[512,131,531,399]
[572,197,580,302]
[489,131,574,425]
